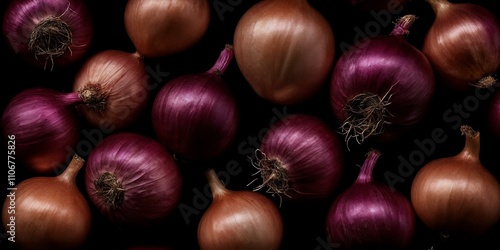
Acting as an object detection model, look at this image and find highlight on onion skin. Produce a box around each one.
[411,125,500,239]
[197,168,283,250]
[325,150,416,250]
[152,45,239,162]
[330,14,435,146]
[1,154,92,250]
[84,132,183,228]
[250,113,344,201]
[1,87,82,174]
[422,0,500,91]
[72,49,150,130]
[124,0,210,58]
[2,0,93,70]
[234,0,335,105]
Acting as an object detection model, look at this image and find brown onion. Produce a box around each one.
[234,0,335,105]
[422,0,500,91]
[197,168,283,250]
[124,0,210,58]
[1,154,92,250]
[72,49,150,130]
[411,125,500,238]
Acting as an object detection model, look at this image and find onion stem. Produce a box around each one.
[206,168,228,198]
[58,154,85,183]
[207,44,234,76]
[390,14,417,37]
[458,125,481,162]
[356,150,381,184]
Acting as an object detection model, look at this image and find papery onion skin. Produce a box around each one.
[73,49,150,130]
[330,15,435,145]
[1,87,82,174]
[197,169,283,250]
[325,150,416,250]
[152,45,239,162]
[1,155,92,250]
[84,132,183,227]
[253,113,344,200]
[411,126,500,238]
[124,0,210,58]
[234,0,335,105]
[422,0,500,91]
[2,0,93,69]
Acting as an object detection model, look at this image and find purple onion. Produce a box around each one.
[330,14,435,146]
[84,132,183,227]
[251,113,344,201]
[1,87,82,174]
[3,0,93,70]
[151,44,239,162]
[325,150,416,250]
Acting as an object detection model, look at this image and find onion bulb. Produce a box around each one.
[411,125,500,238]
[72,49,150,130]
[1,87,82,174]
[330,15,435,146]
[422,0,500,91]
[152,45,239,162]
[84,132,183,228]
[197,168,283,250]
[1,154,92,250]
[250,113,344,201]
[2,0,93,70]
[234,0,335,105]
[325,150,416,250]
[124,0,210,58]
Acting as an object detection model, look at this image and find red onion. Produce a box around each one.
[197,168,283,250]
[2,0,93,70]
[330,15,435,146]
[72,49,150,130]
[84,132,183,227]
[488,90,500,140]
[1,87,82,174]
[422,0,500,91]
[151,45,239,162]
[325,150,416,250]
[249,113,344,201]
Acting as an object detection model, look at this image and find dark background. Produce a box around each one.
[1,0,499,249]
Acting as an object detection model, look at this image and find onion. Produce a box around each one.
[197,168,283,250]
[1,154,92,250]
[2,0,93,70]
[152,45,239,162]
[84,132,183,228]
[411,125,500,238]
[72,49,150,130]
[330,14,435,146]
[124,0,210,58]
[249,113,344,201]
[422,0,500,91]
[346,0,409,12]
[325,149,416,250]
[233,0,335,105]
[1,87,82,174]
[488,89,500,140]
